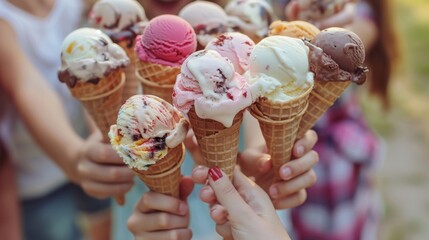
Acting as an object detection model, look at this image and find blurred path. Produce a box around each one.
[380,113,429,240]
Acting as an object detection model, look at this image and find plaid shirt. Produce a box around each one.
[291,88,383,240]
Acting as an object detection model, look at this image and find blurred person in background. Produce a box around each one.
[0,0,135,239]
[285,0,401,239]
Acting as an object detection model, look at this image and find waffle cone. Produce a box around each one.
[297,81,351,139]
[118,41,140,102]
[69,69,123,99]
[72,71,125,142]
[136,70,174,103]
[137,61,180,85]
[250,86,312,181]
[187,108,243,179]
[135,144,185,198]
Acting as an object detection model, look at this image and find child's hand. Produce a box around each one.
[128,177,194,240]
[193,166,291,240]
[76,131,134,199]
[237,130,318,209]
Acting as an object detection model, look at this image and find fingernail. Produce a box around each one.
[269,186,278,198]
[208,166,223,182]
[281,167,292,179]
[296,145,304,156]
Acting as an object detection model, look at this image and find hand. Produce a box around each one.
[183,129,204,165]
[313,2,356,29]
[237,130,319,209]
[76,131,134,199]
[128,177,195,240]
[285,1,356,29]
[193,166,291,240]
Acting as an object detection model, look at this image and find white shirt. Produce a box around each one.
[0,0,85,199]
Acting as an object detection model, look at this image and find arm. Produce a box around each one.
[0,157,22,240]
[0,20,134,199]
[0,20,83,182]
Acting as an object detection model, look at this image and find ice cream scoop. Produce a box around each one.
[246,35,314,102]
[135,14,197,67]
[89,0,148,43]
[269,20,320,40]
[109,95,189,171]
[173,50,253,127]
[294,0,346,21]
[205,32,255,75]
[58,28,129,87]
[179,1,229,48]
[225,0,277,42]
[304,27,368,84]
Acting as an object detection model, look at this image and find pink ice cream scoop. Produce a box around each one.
[173,50,253,127]
[135,14,197,67]
[205,32,255,75]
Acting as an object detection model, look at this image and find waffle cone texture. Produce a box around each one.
[188,108,243,179]
[297,81,350,139]
[136,69,174,104]
[69,70,125,142]
[250,86,312,181]
[134,143,185,198]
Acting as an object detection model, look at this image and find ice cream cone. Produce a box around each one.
[135,144,185,197]
[118,40,141,102]
[187,108,243,179]
[136,61,180,103]
[250,86,312,181]
[137,61,180,85]
[297,80,350,139]
[136,70,174,103]
[72,70,126,142]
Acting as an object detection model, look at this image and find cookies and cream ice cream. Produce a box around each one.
[225,0,276,42]
[89,0,147,44]
[179,1,229,48]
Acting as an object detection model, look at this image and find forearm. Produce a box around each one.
[0,158,22,240]
[0,20,84,180]
[11,74,84,175]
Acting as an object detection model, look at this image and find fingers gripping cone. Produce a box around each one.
[250,87,312,182]
[69,70,126,205]
[188,108,243,180]
[134,144,185,197]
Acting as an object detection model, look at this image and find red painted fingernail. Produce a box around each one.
[208,166,223,182]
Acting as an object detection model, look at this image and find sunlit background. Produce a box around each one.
[360,0,429,239]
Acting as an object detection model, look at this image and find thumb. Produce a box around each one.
[285,1,300,21]
[238,149,271,177]
[179,176,194,201]
[314,3,355,29]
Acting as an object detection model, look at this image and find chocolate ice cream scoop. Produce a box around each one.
[305,27,368,84]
